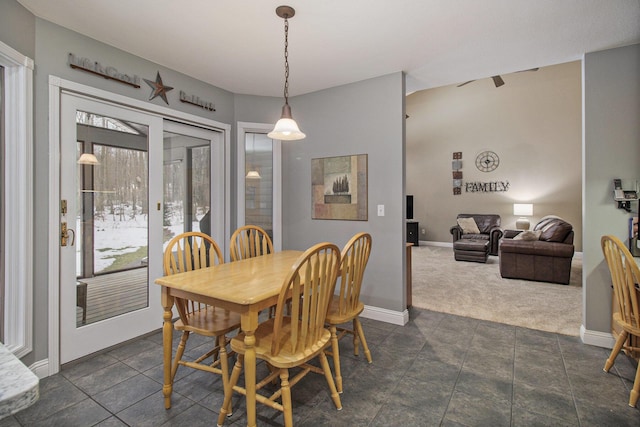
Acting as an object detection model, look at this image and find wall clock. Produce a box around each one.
[475,150,500,172]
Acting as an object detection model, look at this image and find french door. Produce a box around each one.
[60,93,224,363]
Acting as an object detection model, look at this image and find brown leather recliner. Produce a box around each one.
[499,216,575,285]
[450,214,503,256]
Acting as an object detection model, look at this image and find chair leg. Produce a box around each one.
[217,354,243,426]
[604,332,627,372]
[280,369,293,427]
[354,318,372,364]
[329,325,343,393]
[217,335,232,415]
[629,361,640,407]
[352,320,360,357]
[171,331,190,382]
[319,351,342,411]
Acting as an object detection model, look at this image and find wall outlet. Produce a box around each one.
[421,228,426,234]
[377,204,385,216]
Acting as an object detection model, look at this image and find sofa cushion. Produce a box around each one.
[534,216,573,243]
[513,230,542,241]
[457,217,480,234]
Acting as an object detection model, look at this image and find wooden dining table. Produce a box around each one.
[154,249,303,427]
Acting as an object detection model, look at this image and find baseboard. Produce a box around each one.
[29,358,50,379]
[580,325,614,349]
[361,305,408,325]
[419,240,452,248]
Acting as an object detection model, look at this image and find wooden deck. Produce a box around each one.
[76,267,148,327]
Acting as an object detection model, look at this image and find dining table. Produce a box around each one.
[155,249,303,427]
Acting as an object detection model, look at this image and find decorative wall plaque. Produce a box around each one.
[312,154,368,221]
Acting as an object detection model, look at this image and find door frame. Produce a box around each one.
[47,76,230,374]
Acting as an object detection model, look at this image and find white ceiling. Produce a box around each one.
[16,0,640,97]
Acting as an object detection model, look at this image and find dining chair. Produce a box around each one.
[601,235,640,407]
[229,225,274,262]
[230,225,277,317]
[217,242,343,427]
[163,231,241,409]
[325,232,373,393]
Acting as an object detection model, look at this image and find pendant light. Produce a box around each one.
[267,5,306,141]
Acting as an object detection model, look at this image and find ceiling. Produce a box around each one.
[16,0,640,97]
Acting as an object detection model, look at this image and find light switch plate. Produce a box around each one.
[377,204,385,216]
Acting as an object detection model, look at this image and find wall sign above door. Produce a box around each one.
[68,53,141,88]
[179,91,216,112]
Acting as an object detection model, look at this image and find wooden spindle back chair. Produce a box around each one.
[229,225,274,262]
[163,232,240,409]
[218,242,342,427]
[325,232,373,393]
[601,235,640,407]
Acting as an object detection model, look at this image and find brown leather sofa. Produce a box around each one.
[450,214,503,257]
[499,216,575,285]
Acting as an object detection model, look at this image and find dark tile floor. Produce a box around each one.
[3,308,639,426]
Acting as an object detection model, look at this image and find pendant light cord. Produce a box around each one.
[283,15,290,105]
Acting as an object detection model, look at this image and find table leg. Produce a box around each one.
[161,288,174,409]
[241,312,259,427]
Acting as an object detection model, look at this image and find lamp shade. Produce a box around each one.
[513,203,533,216]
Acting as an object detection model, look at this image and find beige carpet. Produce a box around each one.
[410,245,583,336]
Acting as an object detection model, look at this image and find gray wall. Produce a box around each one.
[583,43,640,334]
[406,61,583,250]
[237,74,407,311]
[281,73,406,311]
[0,0,35,58]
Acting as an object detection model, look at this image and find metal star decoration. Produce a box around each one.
[144,71,173,105]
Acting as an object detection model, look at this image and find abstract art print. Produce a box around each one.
[312,154,368,220]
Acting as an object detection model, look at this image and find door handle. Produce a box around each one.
[61,222,75,247]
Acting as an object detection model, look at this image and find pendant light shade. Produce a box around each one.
[268,104,305,140]
[268,6,305,141]
[78,153,99,165]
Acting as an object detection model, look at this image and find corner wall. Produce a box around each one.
[583,43,640,338]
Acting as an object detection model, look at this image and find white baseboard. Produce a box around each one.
[580,325,615,349]
[419,241,452,248]
[361,305,408,325]
[30,358,50,379]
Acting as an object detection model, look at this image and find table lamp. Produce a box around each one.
[513,203,533,230]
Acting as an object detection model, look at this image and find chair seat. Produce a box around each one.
[230,318,332,368]
[175,308,241,337]
[325,300,364,325]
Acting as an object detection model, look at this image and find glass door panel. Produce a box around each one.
[60,94,163,364]
[163,133,211,246]
[245,133,274,241]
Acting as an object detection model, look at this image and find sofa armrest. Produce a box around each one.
[450,225,463,242]
[488,227,504,256]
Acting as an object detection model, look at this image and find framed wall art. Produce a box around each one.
[312,154,368,220]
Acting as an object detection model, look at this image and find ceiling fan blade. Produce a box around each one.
[491,75,505,87]
[457,80,475,87]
